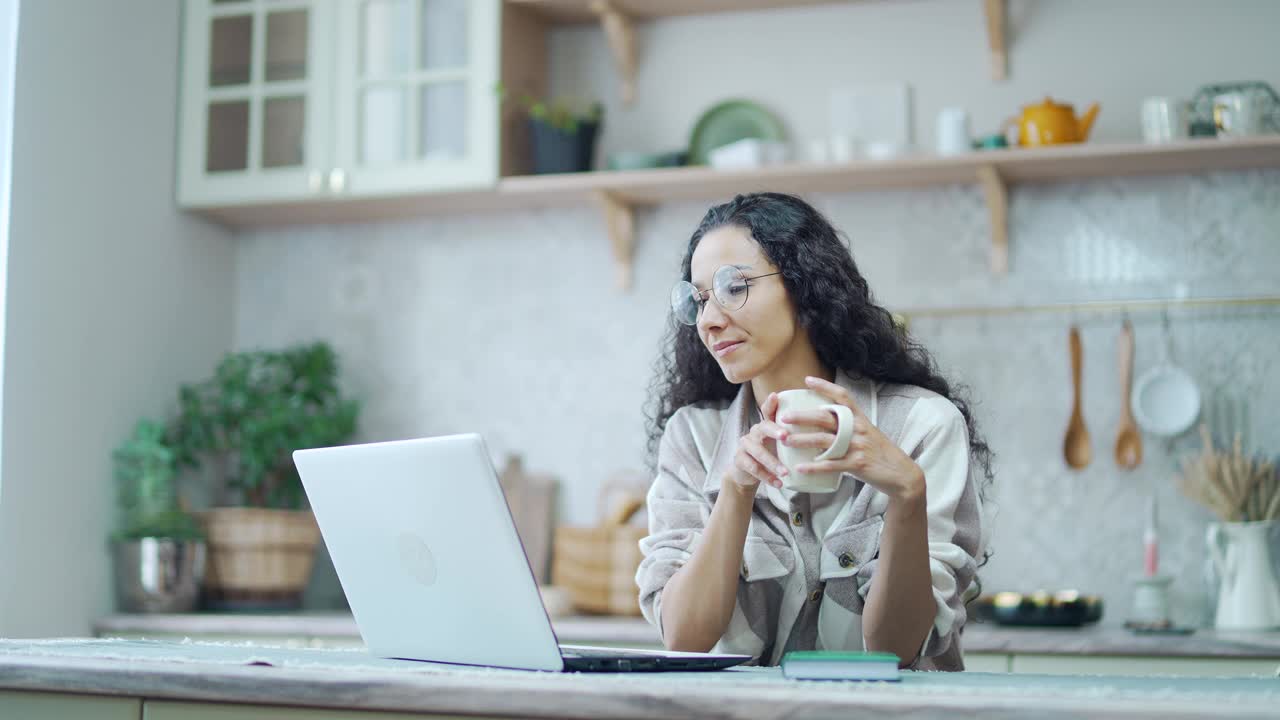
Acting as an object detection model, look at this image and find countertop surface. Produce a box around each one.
[4,638,1280,720]
[94,611,1280,659]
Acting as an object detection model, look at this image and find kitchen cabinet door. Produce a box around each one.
[0,690,140,720]
[330,0,500,197]
[963,652,1012,673]
[145,700,508,720]
[1011,653,1280,677]
[178,0,336,206]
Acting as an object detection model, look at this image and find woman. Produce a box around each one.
[636,192,992,671]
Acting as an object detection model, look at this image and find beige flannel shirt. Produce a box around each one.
[636,371,988,670]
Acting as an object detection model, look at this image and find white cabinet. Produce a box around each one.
[0,691,140,720]
[1010,653,1280,677]
[332,0,499,197]
[178,0,500,208]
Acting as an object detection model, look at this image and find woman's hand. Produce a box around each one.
[725,392,790,492]
[779,376,925,503]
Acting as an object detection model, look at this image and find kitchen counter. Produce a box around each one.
[94,612,1280,659]
[3,638,1280,720]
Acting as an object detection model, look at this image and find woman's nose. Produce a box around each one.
[698,298,729,332]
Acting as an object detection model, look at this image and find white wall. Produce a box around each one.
[0,0,236,637]
[236,0,1280,619]
[0,0,16,506]
[550,0,1280,161]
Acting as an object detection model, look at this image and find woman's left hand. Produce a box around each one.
[778,376,925,504]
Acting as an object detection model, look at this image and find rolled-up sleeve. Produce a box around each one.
[853,397,985,665]
[635,410,713,639]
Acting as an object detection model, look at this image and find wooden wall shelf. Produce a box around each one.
[508,0,1012,102]
[507,0,840,24]
[196,137,1280,288]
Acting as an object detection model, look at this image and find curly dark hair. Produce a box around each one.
[645,192,994,498]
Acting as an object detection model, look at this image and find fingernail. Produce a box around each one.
[777,466,788,476]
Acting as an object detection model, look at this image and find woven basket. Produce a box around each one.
[200,507,321,609]
[551,496,646,616]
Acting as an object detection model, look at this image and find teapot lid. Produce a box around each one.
[1029,96,1073,110]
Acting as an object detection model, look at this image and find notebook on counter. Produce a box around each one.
[780,651,902,681]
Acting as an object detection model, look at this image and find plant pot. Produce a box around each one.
[529,117,599,174]
[112,538,206,613]
[199,507,321,611]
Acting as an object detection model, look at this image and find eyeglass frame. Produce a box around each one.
[672,265,782,326]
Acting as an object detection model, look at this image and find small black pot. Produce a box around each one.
[529,117,599,174]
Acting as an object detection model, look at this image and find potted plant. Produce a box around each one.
[499,85,603,174]
[168,341,359,611]
[110,419,206,613]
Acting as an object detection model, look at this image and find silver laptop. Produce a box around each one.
[293,433,750,672]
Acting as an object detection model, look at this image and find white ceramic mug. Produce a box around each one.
[1214,92,1263,137]
[1141,97,1189,143]
[775,389,855,493]
[935,107,971,156]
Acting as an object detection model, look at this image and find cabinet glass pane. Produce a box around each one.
[420,0,467,69]
[206,100,249,172]
[209,14,252,86]
[362,86,406,165]
[262,96,306,168]
[362,0,413,78]
[419,82,465,159]
[265,9,308,82]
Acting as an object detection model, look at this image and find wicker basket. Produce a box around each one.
[200,507,321,610]
[551,496,646,616]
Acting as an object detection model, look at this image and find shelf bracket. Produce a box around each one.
[590,0,638,106]
[983,0,1007,81]
[977,164,1008,275]
[593,190,636,291]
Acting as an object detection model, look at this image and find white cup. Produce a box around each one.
[1214,92,1263,137]
[1141,97,1189,143]
[775,389,855,493]
[805,137,831,164]
[829,134,860,163]
[935,107,971,156]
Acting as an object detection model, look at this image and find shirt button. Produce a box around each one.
[838,552,855,569]
[791,511,804,526]
[809,588,823,603]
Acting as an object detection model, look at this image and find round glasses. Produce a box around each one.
[670,265,781,326]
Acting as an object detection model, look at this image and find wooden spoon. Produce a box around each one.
[1114,319,1143,470]
[1064,326,1093,470]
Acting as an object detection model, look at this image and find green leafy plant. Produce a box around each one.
[496,82,603,134]
[168,341,359,510]
[112,419,203,541]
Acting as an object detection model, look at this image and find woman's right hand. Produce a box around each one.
[726,392,790,491]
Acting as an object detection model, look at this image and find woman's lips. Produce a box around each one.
[714,341,745,358]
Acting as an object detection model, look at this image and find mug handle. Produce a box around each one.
[813,404,855,462]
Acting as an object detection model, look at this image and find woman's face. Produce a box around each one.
[689,225,797,384]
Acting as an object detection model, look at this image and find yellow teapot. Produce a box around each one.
[1014,97,1100,146]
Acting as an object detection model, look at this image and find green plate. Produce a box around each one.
[688,99,786,166]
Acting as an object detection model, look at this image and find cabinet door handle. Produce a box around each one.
[328,168,347,193]
[308,170,324,193]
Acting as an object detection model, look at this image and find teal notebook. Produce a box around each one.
[780,651,902,681]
